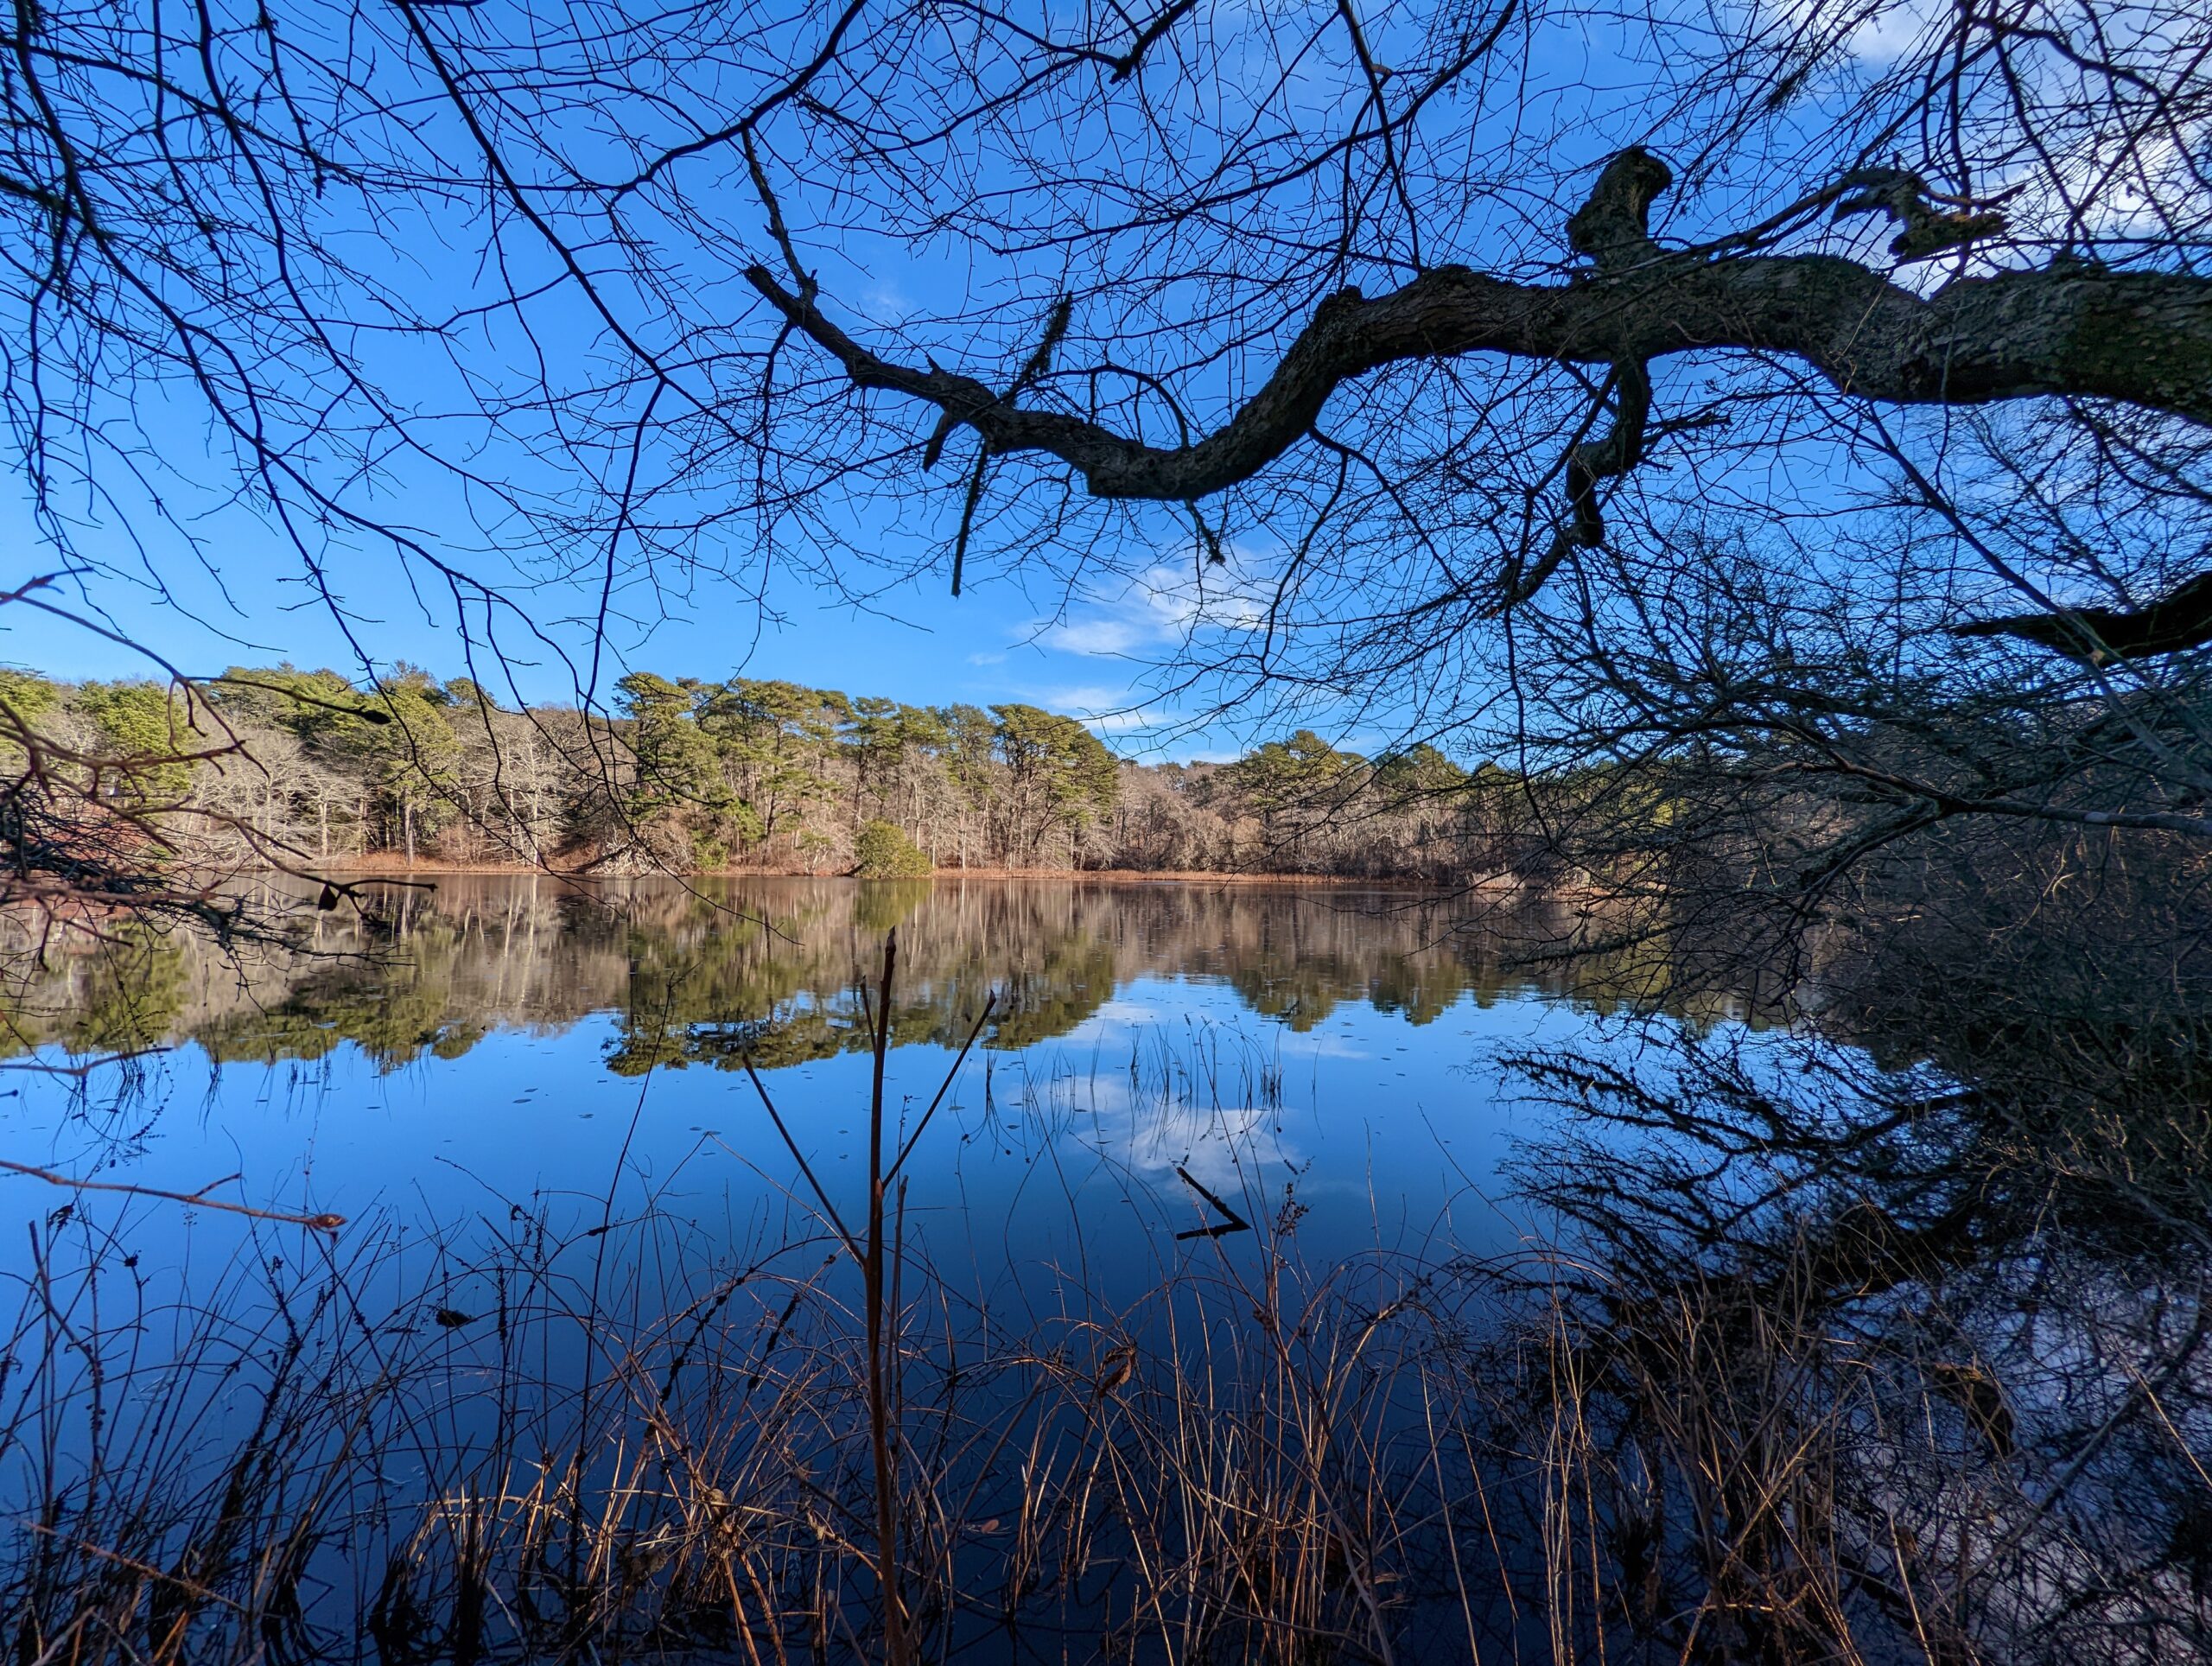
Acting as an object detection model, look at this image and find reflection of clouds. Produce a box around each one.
[1041,1071,1300,1211]
[1090,999,1167,1027]
[1277,1029,1373,1061]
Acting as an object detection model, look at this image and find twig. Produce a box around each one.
[0,1159,345,1232]
[1173,1164,1252,1239]
[0,1047,170,1078]
[18,1522,246,1608]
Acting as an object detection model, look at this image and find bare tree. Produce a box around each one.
[0,0,2202,880]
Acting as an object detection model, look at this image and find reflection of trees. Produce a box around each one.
[1497,836,2212,1665]
[2,876,1761,1070]
[60,928,188,1056]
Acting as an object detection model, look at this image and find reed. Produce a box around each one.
[1479,1024,2212,1666]
[0,956,1514,1665]
[10,946,2203,1665]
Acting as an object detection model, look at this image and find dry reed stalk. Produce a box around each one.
[0,957,1530,1666]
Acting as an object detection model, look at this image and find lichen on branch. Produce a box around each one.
[746,147,2212,512]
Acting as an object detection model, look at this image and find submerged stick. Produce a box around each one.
[1173,1165,1252,1240]
[0,1159,345,1232]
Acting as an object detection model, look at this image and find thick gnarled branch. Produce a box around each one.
[1953,572,2212,661]
[745,148,2212,507]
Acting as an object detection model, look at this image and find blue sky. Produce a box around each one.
[4,483,1262,758]
[0,0,1957,765]
[0,0,1656,766]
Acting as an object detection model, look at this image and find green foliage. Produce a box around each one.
[702,678,850,843]
[441,677,501,713]
[217,662,466,846]
[359,670,463,849]
[64,932,189,1054]
[1374,744,1470,800]
[0,669,62,771]
[78,681,179,754]
[0,669,61,726]
[214,664,379,740]
[619,672,726,811]
[616,672,767,862]
[854,819,931,878]
[3,656,1514,881]
[988,703,1118,861]
[1224,729,1363,814]
[854,877,931,932]
[76,680,195,798]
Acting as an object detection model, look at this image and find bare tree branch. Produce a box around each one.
[1954,572,2212,661]
[747,146,2212,512]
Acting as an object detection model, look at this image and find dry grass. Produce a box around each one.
[8,934,2209,1666]
[0,953,1512,1666]
[0,1206,1512,1665]
[1485,1025,2212,1666]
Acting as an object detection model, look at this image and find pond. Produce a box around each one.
[3,875,1718,1286]
[0,876,1714,1660]
[3,876,2190,1666]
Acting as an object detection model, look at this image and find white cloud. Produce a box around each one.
[1044,617,1148,657]
[1033,560,1271,661]
[1027,682,1160,735]
[1039,683,1141,710]
[2005,127,2203,246]
[1079,710,1161,735]
[1764,0,1945,65]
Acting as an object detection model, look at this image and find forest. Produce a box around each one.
[1,0,2209,1654]
[3,664,1509,881]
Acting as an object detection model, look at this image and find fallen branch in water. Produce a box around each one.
[0,1158,346,1232]
[1173,1164,1252,1239]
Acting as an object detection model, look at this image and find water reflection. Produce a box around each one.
[1489,908,2212,1665]
[2,875,2202,1661]
[2,874,1742,1071]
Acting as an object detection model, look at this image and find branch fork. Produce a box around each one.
[745,142,2212,603]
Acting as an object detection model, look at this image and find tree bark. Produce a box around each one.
[1953,572,2212,661]
[748,149,2212,506]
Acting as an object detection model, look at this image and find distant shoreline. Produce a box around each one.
[306,855,1516,891]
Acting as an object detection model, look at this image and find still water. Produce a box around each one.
[3,877,1756,1660]
[3,875,1708,1285]
[15,878,2173,1664]
[4,875,2194,1655]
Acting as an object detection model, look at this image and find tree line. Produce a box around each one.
[1,664,1532,881]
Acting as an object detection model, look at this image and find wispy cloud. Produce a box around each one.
[1030,682,1158,734]
[1766,0,1944,64]
[1034,561,1269,661]
[1044,617,1149,657]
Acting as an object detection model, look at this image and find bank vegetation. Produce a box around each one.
[1,664,1532,887]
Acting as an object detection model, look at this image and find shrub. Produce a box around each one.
[853,819,931,878]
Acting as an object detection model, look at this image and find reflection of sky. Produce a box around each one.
[2,970,1603,1306]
